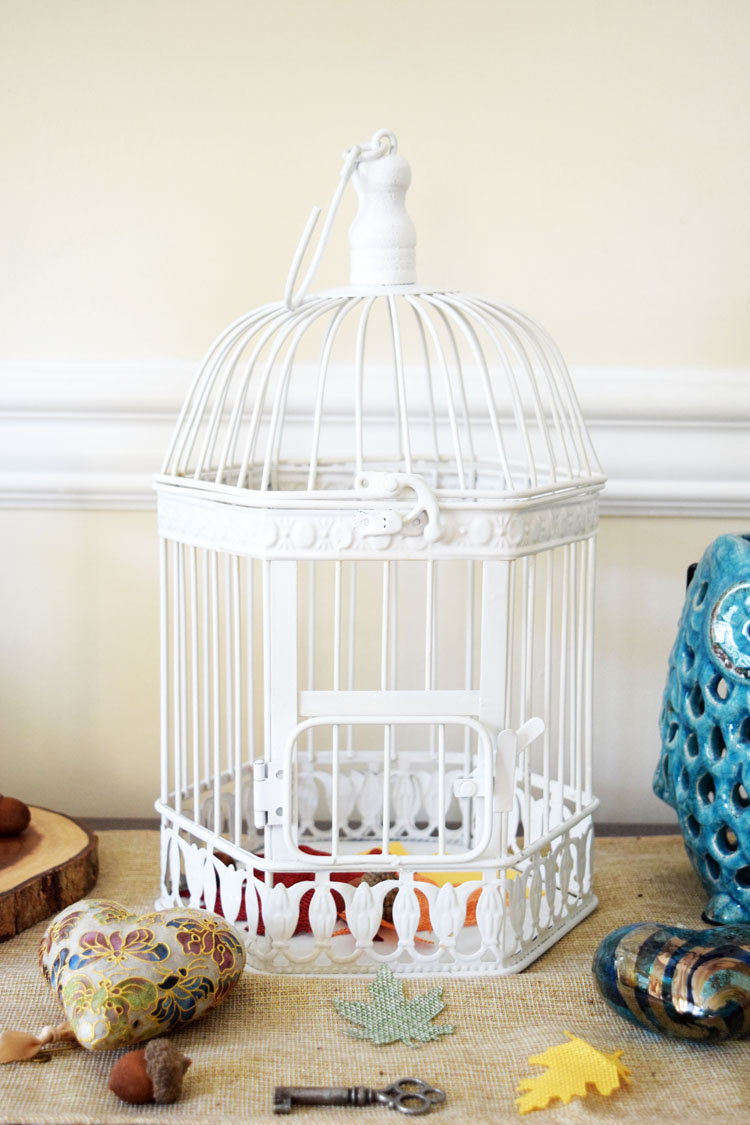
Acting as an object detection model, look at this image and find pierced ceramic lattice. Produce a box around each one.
[656,533,750,923]
[155,129,605,975]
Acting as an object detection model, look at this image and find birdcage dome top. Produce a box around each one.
[157,131,603,557]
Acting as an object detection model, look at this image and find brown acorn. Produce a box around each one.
[109,1040,191,1105]
[0,795,31,837]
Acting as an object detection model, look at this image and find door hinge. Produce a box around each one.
[252,759,286,828]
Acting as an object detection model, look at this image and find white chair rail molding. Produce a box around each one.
[1,361,748,516]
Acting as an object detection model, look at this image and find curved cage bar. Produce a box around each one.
[155,131,604,975]
[161,292,602,501]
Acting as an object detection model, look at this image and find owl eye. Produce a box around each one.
[710,582,750,681]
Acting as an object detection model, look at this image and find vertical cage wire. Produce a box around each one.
[161,545,272,847]
[159,535,598,843]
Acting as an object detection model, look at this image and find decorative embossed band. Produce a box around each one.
[156,487,600,561]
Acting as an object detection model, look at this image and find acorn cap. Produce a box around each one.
[145,1039,192,1104]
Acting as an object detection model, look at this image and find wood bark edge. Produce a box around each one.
[0,810,99,942]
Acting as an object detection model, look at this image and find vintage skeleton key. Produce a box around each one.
[273,1077,446,1115]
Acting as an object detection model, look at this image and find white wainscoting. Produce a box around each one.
[1,362,748,515]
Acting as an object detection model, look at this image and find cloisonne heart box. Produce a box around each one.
[38,899,246,1049]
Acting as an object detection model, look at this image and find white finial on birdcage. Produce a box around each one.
[284,129,415,307]
[349,132,416,287]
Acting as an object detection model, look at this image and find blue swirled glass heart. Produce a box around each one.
[594,921,750,1040]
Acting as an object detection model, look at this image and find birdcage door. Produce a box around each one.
[251,554,520,866]
[276,714,497,866]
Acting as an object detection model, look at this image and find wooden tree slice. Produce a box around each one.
[0,807,98,942]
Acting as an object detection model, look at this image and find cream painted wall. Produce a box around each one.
[0,511,160,817]
[2,0,749,366]
[1,2,749,822]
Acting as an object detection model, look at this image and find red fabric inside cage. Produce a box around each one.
[185,846,365,935]
[185,844,481,937]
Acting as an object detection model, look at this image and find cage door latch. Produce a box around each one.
[353,472,442,544]
[253,759,285,828]
[452,717,545,811]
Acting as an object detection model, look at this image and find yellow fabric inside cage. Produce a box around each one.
[358,843,532,933]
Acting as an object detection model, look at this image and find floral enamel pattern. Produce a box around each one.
[39,899,246,1050]
[67,928,170,971]
[167,914,244,973]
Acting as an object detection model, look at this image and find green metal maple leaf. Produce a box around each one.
[333,965,455,1048]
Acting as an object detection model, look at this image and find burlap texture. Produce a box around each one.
[1,831,747,1124]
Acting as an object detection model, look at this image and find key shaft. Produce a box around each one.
[274,1085,379,1113]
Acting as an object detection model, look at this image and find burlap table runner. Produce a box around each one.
[1,831,747,1124]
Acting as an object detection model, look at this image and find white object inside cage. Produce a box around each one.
[154,130,605,975]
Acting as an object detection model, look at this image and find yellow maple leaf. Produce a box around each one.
[516,1032,631,1115]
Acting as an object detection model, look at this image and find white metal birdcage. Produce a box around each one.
[154,130,605,976]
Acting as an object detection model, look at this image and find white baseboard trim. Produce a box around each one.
[1,361,748,516]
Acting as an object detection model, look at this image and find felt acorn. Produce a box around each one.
[109,1040,191,1104]
[0,795,31,836]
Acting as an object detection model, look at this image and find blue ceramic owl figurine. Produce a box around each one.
[655,534,750,923]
